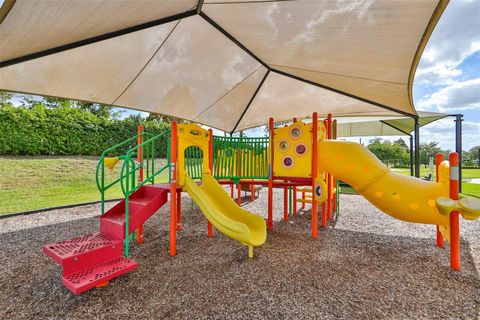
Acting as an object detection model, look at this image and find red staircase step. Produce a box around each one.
[43,232,122,275]
[62,256,138,294]
[100,186,168,239]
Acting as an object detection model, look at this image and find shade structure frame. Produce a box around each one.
[334,111,453,138]
[0,7,198,68]
[379,120,412,136]
[0,0,451,132]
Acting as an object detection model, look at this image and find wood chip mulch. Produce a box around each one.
[0,189,479,319]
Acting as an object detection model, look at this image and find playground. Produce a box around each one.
[1,1,479,319]
[1,190,479,319]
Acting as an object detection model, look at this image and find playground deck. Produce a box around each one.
[1,191,479,319]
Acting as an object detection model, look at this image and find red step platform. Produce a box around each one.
[43,184,171,294]
[62,256,138,294]
[100,185,168,239]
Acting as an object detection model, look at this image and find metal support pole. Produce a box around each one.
[414,118,420,178]
[409,135,414,176]
[455,115,463,193]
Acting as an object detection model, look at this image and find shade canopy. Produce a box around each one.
[0,0,448,133]
[335,111,451,137]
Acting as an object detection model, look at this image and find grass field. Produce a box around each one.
[0,157,168,215]
[0,157,478,214]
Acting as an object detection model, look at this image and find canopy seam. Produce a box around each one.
[110,20,181,106]
[192,66,264,121]
[231,70,270,133]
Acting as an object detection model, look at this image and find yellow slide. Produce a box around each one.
[317,140,451,228]
[184,173,267,258]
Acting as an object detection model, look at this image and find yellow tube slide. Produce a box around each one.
[317,140,450,227]
[184,173,266,257]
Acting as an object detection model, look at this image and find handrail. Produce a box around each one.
[95,129,171,256]
[119,130,170,197]
[95,134,140,193]
[118,130,170,257]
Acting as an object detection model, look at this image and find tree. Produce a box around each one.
[419,141,442,167]
[465,146,480,167]
[367,138,410,168]
[0,90,13,106]
[393,138,408,151]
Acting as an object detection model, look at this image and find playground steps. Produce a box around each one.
[43,232,138,294]
[100,185,168,239]
[43,184,171,294]
[62,256,138,294]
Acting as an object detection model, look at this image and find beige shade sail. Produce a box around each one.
[0,0,448,133]
[336,111,452,137]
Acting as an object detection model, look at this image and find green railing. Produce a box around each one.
[184,146,204,180]
[96,130,171,256]
[212,135,269,183]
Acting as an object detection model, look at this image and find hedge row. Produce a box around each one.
[0,105,170,156]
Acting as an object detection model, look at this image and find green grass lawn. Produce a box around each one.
[340,167,480,198]
[0,156,168,215]
[0,156,478,214]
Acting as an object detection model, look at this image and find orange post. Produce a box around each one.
[176,190,182,231]
[268,118,274,229]
[237,183,242,205]
[435,153,444,248]
[169,122,178,256]
[322,120,328,227]
[207,129,213,237]
[332,119,337,214]
[301,192,305,209]
[251,184,255,202]
[283,186,288,222]
[327,113,332,220]
[321,202,326,227]
[136,124,144,244]
[449,152,460,271]
[230,182,234,198]
[311,112,318,238]
[293,186,297,216]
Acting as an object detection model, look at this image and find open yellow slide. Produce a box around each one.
[184,173,266,258]
[317,140,452,227]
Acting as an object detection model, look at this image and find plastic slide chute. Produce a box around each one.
[317,140,451,227]
[183,173,267,258]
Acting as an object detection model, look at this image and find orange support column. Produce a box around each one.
[169,122,178,256]
[435,153,444,248]
[230,182,234,198]
[332,119,337,215]
[301,192,305,209]
[321,203,327,227]
[449,152,460,271]
[207,129,213,238]
[311,112,318,238]
[237,183,242,206]
[283,186,288,222]
[327,113,332,220]
[251,184,255,202]
[136,124,145,244]
[322,120,328,227]
[176,190,182,231]
[268,118,274,230]
[293,186,297,216]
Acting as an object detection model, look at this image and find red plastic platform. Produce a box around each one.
[44,232,122,275]
[100,185,168,239]
[62,256,138,294]
[43,184,172,294]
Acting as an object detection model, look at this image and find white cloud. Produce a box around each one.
[419,118,480,150]
[417,78,480,112]
[415,0,480,86]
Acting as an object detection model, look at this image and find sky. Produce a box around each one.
[4,0,479,151]
[233,0,480,151]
